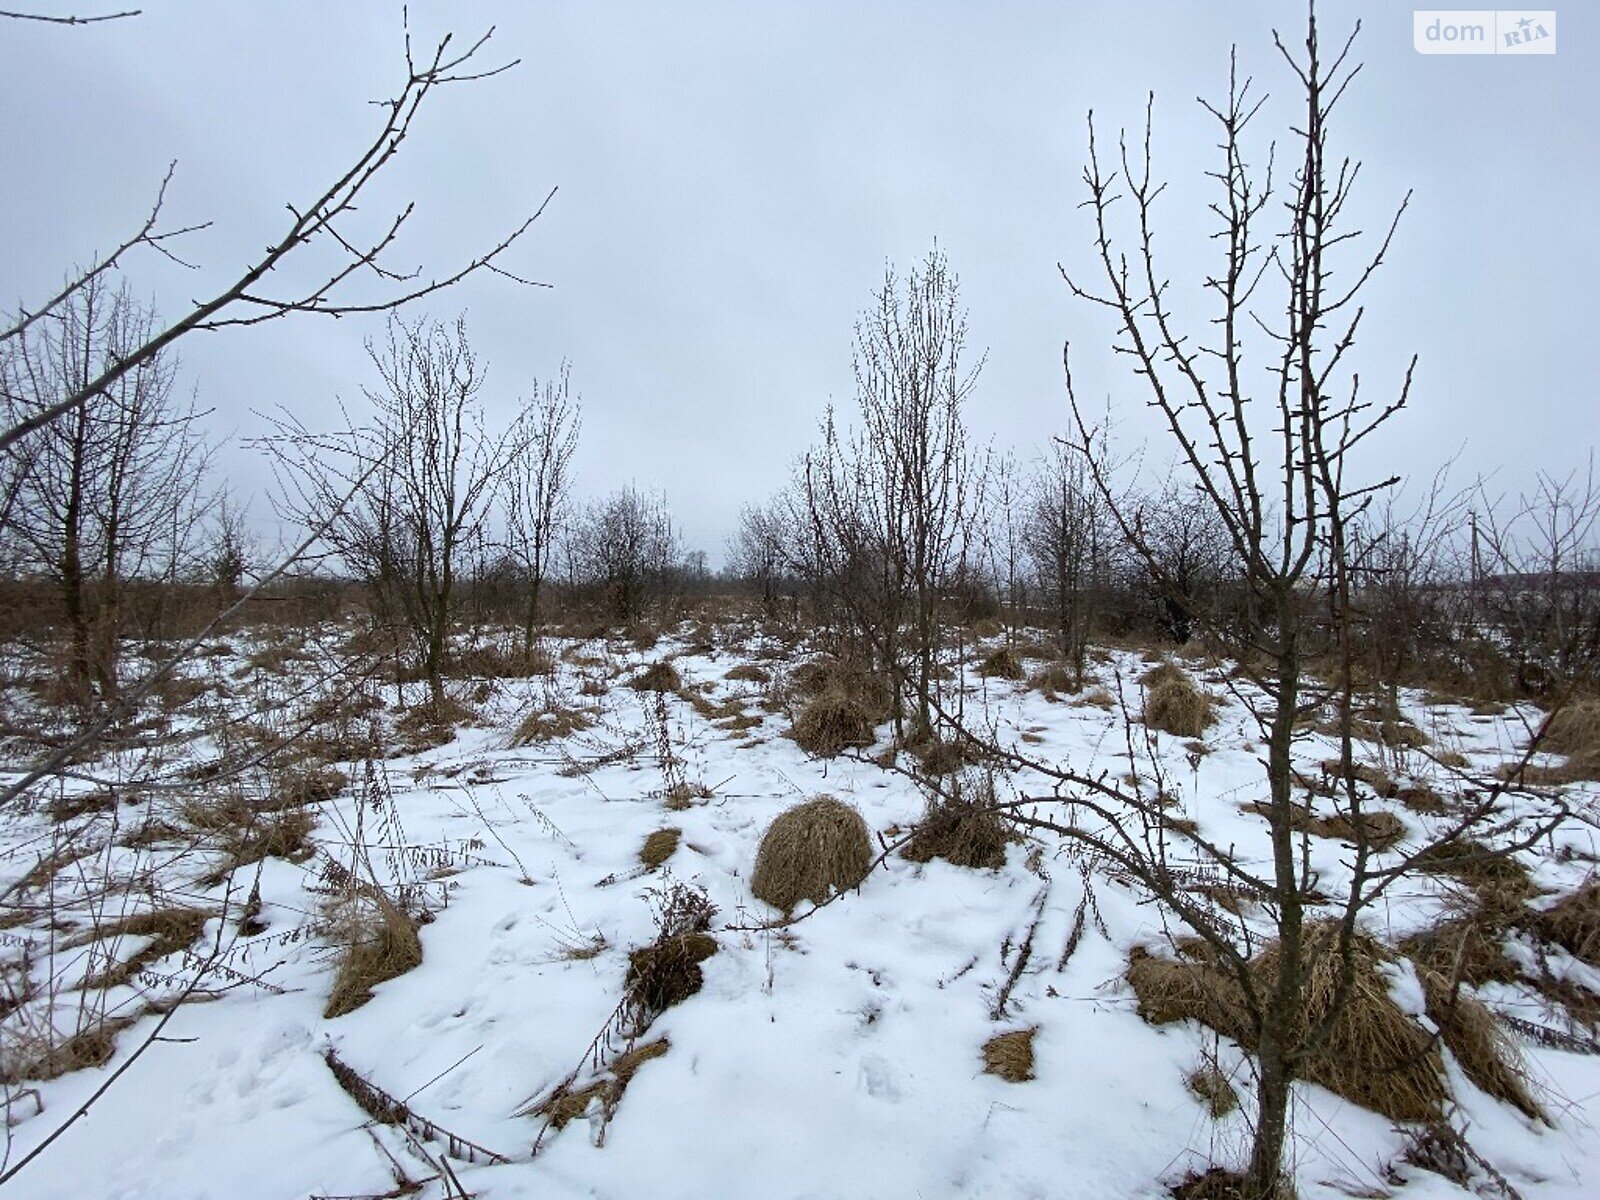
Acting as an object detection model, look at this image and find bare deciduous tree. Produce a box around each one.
[505,365,580,653]
[804,246,983,737]
[2,276,208,707]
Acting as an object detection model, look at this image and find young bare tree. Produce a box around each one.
[2,276,208,706]
[914,8,1572,1196]
[571,485,679,621]
[804,246,983,737]
[1023,439,1111,689]
[505,364,581,653]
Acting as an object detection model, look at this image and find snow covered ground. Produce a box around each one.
[2,624,1598,1199]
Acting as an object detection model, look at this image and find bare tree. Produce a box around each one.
[803,247,983,737]
[571,485,679,621]
[928,8,1572,1195]
[505,365,580,653]
[1023,438,1110,689]
[2,276,208,706]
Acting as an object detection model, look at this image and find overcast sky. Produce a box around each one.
[2,1,1594,562]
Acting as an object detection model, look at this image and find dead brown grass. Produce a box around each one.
[71,907,209,992]
[535,1038,671,1130]
[1145,673,1216,738]
[903,777,1011,870]
[1028,661,1082,697]
[510,705,596,747]
[978,647,1024,681]
[1533,882,1600,966]
[751,796,872,912]
[629,661,682,693]
[626,932,717,1012]
[1186,1064,1239,1118]
[724,663,771,683]
[1241,800,1407,852]
[981,1027,1036,1082]
[1127,923,1451,1122]
[791,692,876,757]
[324,898,423,1019]
[1417,969,1543,1119]
[639,827,681,869]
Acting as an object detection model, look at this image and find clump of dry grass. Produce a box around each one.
[724,663,770,684]
[629,661,682,693]
[1140,661,1189,689]
[639,827,681,869]
[2,1016,136,1084]
[1077,686,1115,710]
[791,693,876,757]
[981,1028,1036,1082]
[978,647,1024,681]
[180,794,318,876]
[1127,923,1451,1122]
[1532,882,1600,966]
[912,733,987,776]
[1144,672,1216,738]
[625,932,717,1012]
[1412,839,1534,898]
[510,705,596,747]
[1509,700,1600,784]
[280,765,348,807]
[1028,661,1082,697]
[750,796,872,912]
[70,907,209,992]
[903,774,1011,869]
[624,879,718,1018]
[1241,799,1407,852]
[1417,969,1543,1119]
[535,1038,671,1130]
[1186,1064,1239,1118]
[324,897,423,1019]
[663,780,713,811]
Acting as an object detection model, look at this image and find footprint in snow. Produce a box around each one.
[857,1053,902,1102]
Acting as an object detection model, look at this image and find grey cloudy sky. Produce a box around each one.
[2,1,1594,560]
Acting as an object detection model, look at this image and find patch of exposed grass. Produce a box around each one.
[981,1027,1036,1082]
[510,705,596,747]
[1145,673,1216,738]
[724,663,770,684]
[791,692,876,757]
[904,775,1011,870]
[978,647,1024,681]
[628,661,682,693]
[324,897,423,1019]
[1186,1064,1238,1118]
[751,796,872,913]
[1127,923,1451,1122]
[639,827,681,869]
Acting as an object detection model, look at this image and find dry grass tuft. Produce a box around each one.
[181,794,318,875]
[903,776,1011,870]
[639,827,681,869]
[625,932,718,1013]
[978,647,1024,681]
[751,796,872,913]
[1145,673,1216,738]
[1028,661,1082,697]
[791,692,876,757]
[536,1038,671,1130]
[510,705,596,747]
[1077,686,1115,710]
[981,1027,1036,1082]
[1127,923,1450,1122]
[724,663,771,684]
[1186,1065,1239,1118]
[1417,969,1542,1119]
[72,908,209,991]
[1533,882,1600,966]
[629,661,682,693]
[913,734,987,776]
[1412,839,1534,898]
[324,897,423,1019]
[1241,799,1407,852]
[1140,661,1189,690]
[2,1016,136,1084]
